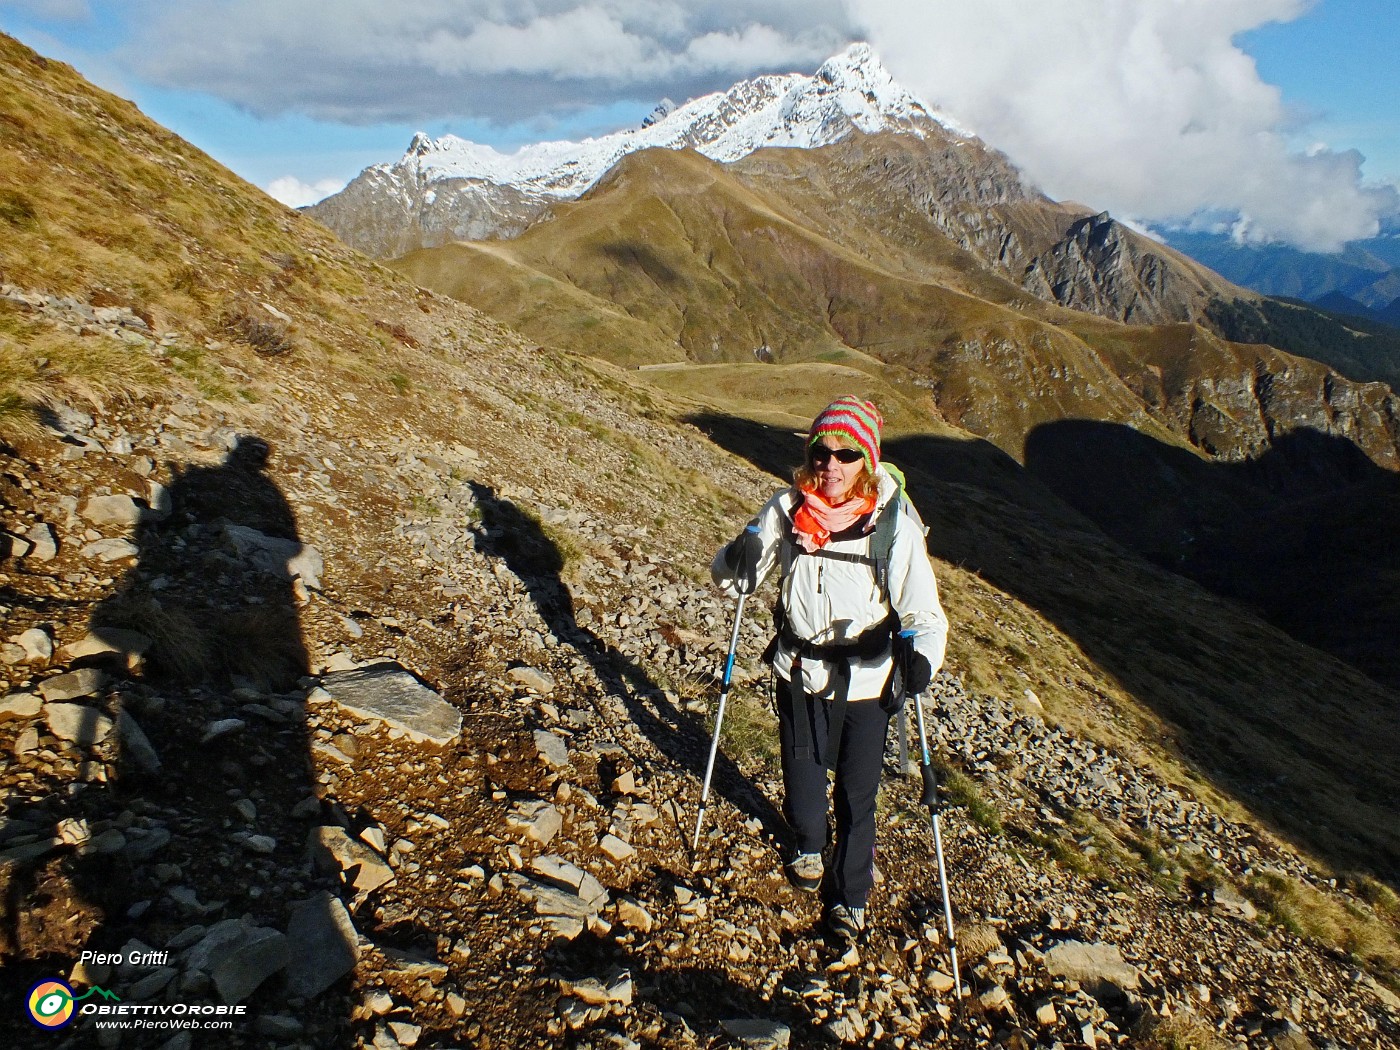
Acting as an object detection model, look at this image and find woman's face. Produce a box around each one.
[810,439,866,503]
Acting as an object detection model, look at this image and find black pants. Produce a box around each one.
[777,678,891,908]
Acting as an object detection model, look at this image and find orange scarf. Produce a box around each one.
[792,485,876,552]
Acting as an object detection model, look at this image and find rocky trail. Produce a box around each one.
[2,284,1399,1049]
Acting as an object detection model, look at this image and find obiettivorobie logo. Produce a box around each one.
[26,979,121,1029]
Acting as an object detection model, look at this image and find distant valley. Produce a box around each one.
[1163,227,1400,325]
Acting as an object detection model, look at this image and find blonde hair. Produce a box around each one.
[793,432,879,501]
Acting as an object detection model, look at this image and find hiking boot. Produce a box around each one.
[826,903,866,943]
[785,852,823,892]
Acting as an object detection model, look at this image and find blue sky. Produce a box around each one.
[1240,0,1399,182]
[0,0,1396,250]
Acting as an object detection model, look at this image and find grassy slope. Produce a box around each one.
[728,133,1251,313]
[0,32,454,424]
[3,28,1398,949]
[391,146,1176,460]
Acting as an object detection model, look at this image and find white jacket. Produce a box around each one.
[711,465,948,701]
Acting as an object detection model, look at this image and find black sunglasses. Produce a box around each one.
[810,444,864,465]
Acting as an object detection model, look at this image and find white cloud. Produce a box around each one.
[122,1,850,123]
[849,0,1397,251]
[264,175,347,209]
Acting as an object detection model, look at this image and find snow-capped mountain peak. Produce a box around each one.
[386,44,956,197]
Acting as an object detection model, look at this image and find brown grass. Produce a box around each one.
[95,594,308,691]
[1133,1012,1232,1050]
[224,301,294,357]
[1247,870,1400,977]
[0,302,166,434]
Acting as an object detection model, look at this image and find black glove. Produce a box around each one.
[905,650,933,697]
[722,525,763,594]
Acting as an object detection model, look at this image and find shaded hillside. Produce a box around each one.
[680,394,1400,875]
[1023,420,1400,685]
[1206,295,1400,390]
[2,31,1399,1050]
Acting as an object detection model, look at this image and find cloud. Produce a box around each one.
[121,0,851,123]
[848,0,1398,251]
[263,175,348,209]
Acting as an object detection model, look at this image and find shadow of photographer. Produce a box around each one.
[0,435,366,1047]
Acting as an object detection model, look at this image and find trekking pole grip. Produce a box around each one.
[919,760,940,811]
[735,523,762,596]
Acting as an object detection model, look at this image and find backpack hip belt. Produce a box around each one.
[766,604,899,771]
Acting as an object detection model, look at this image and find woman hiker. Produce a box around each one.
[711,396,949,942]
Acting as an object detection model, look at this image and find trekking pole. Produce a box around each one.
[692,526,760,853]
[903,631,962,1000]
[691,592,746,851]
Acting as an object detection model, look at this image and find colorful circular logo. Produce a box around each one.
[27,979,75,1029]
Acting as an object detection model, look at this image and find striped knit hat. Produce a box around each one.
[808,397,882,472]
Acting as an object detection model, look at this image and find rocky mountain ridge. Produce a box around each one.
[306,44,1245,336]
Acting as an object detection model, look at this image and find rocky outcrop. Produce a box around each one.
[304,151,548,259]
[1030,212,1222,324]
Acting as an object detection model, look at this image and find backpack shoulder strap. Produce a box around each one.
[872,464,927,601]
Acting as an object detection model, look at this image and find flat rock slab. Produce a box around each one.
[211,926,289,1004]
[1043,940,1140,998]
[82,493,145,526]
[25,522,57,561]
[509,666,557,694]
[721,1019,792,1050]
[322,665,461,745]
[118,712,162,773]
[224,524,323,589]
[598,833,637,863]
[0,692,41,719]
[16,628,52,662]
[285,891,360,998]
[509,874,598,941]
[531,855,608,909]
[61,628,152,670]
[307,826,396,894]
[83,537,139,562]
[44,702,116,746]
[38,667,107,702]
[1211,883,1259,921]
[506,800,563,846]
[533,729,569,769]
